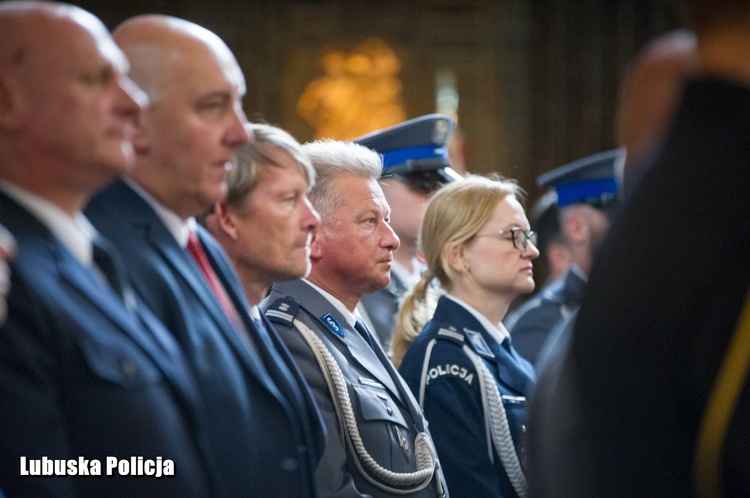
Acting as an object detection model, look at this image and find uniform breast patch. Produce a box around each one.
[465,330,495,359]
[321,313,345,337]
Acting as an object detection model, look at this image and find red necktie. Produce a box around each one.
[186,231,240,326]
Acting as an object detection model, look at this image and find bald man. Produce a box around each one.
[86,16,324,497]
[0,2,216,496]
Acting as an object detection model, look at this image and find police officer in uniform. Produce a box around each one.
[507,149,624,367]
[354,115,461,354]
[262,139,447,497]
[396,175,538,497]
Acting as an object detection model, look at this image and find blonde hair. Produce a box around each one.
[391,174,523,367]
[227,122,314,211]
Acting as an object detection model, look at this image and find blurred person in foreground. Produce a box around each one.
[0,2,216,496]
[354,114,460,353]
[528,1,750,496]
[616,29,698,195]
[262,140,447,497]
[396,175,539,497]
[85,15,322,496]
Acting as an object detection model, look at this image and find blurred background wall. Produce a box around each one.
[74,0,682,204]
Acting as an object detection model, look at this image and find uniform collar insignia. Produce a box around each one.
[321,313,345,337]
[465,329,495,359]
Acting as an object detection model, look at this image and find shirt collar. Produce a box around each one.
[303,278,358,328]
[0,180,95,266]
[124,178,193,247]
[444,293,510,344]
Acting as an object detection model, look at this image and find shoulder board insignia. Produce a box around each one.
[437,327,465,343]
[264,297,299,326]
[465,329,495,359]
[321,313,345,338]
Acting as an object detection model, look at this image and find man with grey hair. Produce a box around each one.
[262,140,447,497]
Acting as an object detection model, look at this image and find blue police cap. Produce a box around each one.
[353,114,462,191]
[536,148,625,209]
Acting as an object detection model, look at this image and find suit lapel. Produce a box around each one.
[434,297,535,395]
[278,280,404,401]
[0,191,204,417]
[107,182,281,392]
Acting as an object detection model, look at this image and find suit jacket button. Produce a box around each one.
[121,358,137,378]
[281,457,298,473]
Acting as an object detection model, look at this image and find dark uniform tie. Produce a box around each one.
[354,318,376,351]
[501,336,513,352]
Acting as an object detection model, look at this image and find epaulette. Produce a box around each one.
[435,325,465,346]
[540,281,566,305]
[464,329,496,359]
[264,297,300,326]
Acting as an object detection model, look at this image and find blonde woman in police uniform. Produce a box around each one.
[395,175,538,498]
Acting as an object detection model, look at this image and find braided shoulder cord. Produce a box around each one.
[463,345,528,498]
[292,319,439,495]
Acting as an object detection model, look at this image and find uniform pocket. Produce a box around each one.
[78,335,162,390]
[352,384,408,429]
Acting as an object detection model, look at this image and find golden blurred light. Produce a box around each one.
[297,38,406,140]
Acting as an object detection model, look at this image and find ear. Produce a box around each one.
[309,229,323,262]
[129,110,150,154]
[546,242,572,276]
[214,202,240,241]
[444,241,467,273]
[562,210,588,245]
[0,75,25,130]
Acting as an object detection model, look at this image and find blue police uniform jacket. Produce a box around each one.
[505,266,587,366]
[263,278,447,498]
[399,295,536,498]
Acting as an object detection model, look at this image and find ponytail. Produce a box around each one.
[391,273,439,368]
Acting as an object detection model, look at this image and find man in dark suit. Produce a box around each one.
[528,1,750,496]
[354,115,460,353]
[85,15,322,497]
[262,140,447,497]
[0,3,213,496]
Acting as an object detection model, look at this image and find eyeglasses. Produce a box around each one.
[475,227,538,252]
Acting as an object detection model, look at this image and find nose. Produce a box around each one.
[523,240,540,259]
[226,102,249,149]
[381,222,400,251]
[0,224,16,263]
[116,75,146,118]
[301,197,321,232]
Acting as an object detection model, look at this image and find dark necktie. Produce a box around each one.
[91,235,126,300]
[354,318,376,351]
[186,231,240,326]
[501,336,512,352]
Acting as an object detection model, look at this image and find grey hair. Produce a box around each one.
[302,139,383,221]
[226,122,315,211]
